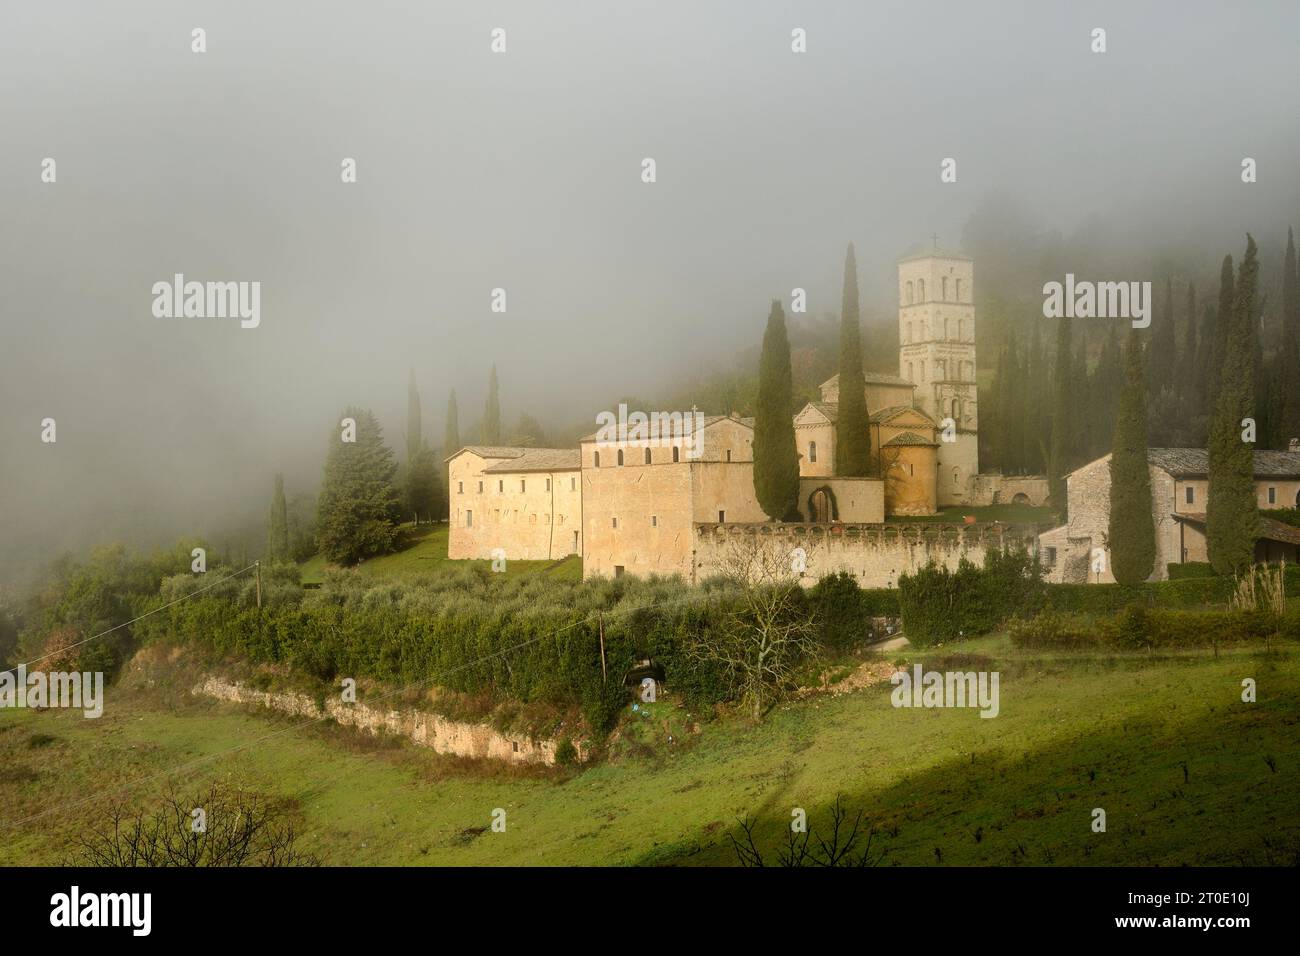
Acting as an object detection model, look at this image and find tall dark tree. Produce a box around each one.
[753,300,801,520]
[508,413,549,447]
[1178,283,1198,405]
[834,243,871,476]
[1107,329,1156,586]
[405,447,440,524]
[1273,228,1300,446]
[482,366,502,444]
[1025,323,1048,472]
[1207,237,1260,575]
[1090,324,1122,459]
[1206,254,1235,420]
[443,389,460,521]
[316,407,402,565]
[1148,278,1176,397]
[1047,316,1073,514]
[267,473,289,562]
[405,368,423,462]
[1071,331,1090,465]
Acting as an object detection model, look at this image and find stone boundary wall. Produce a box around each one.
[692,522,1039,588]
[194,677,577,766]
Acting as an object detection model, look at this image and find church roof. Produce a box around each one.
[444,445,528,463]
[870,404,936,425]
[882,431,938,447]
[482,448,582,473]
[820,372,916,391]
[1147,447,1300,479]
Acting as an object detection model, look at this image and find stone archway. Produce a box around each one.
[1012,492,1030,505]
[807,486,839,523]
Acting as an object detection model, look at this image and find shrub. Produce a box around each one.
[810,573,866,652]
[554,738,578,766]
[897,548,1043,646]
[1167,562,1217,579]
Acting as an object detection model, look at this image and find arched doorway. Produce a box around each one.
[807,486,839,523]
[1012,492,1030,505]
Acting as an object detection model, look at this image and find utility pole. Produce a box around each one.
[255,560,262,609]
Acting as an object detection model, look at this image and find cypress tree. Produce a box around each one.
[1178,283,1198,406]
[1047,316,1073,514]
[267,473,289,562]
[1107,328,1156,585]
[1207,255,1235,415]
[443,389,460,520]
[1091,324,1122,459]
[1207,236,1260,575]
[316,407,402,564]
[753,300,801,520]
[405,447,440,524]
[1072,332,1090,465]
[835,243,871,476]
[1008,337,1028,474]
[483,366,501,444]
[991,344,1010,471]
[1275,228,1300,445]
[406,368,423,461]
[1148,278,1176,396]
[1026,323,1048,472]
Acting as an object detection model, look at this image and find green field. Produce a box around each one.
[3,635,1296,866]
[298,523,581,585]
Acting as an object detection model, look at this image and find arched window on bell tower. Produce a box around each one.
[942,277,948,301]
[917,279,925,301]
[906,281,913,305]
[955,278,963,302]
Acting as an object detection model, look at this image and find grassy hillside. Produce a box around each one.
[2,635,1296,866]
[298,523,581,585]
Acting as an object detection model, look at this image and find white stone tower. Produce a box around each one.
[898,249,979,506]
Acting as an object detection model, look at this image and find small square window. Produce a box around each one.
[498,480,504,493]
[458,481,464,494]
[546,478,551,491]
[651,515,657,527]
[1268,487,1276,504]
[520,479,526,492]
[612,517,618,528]
[1185,486,1194,504]
[718,510,726,523]
[478,481,483,493]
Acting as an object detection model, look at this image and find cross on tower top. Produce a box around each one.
[931,233,940,250]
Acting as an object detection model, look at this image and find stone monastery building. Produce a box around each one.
[448,250,1048,585]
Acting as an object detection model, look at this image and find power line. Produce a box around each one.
[2,562,259,677]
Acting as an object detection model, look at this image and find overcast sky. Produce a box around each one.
[2,0,1298,584]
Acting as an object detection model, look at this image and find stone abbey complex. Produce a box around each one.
[447,247,1051,587]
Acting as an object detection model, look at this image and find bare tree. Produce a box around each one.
[72,782,319,867]
[689,533,820,720]
[730,794,887,867]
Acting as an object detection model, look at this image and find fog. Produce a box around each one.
[2,0,1298,586]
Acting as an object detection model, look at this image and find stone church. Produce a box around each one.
[447,248,1048,585]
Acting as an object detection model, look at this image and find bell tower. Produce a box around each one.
[897,249,979,506]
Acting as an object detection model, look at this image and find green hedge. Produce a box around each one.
[896,549,1044,646]
[1166,562,1216,580]
[1043,565,1300,614]
[1008,605,1300,650]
